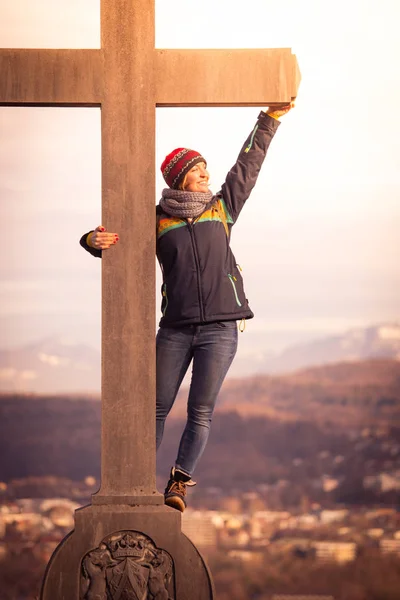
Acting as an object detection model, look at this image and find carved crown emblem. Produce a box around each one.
[109,533,145,559]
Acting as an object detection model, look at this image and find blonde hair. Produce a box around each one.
[178,173,189,191]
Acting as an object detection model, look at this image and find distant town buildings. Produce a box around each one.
[379,538,400,555]
[182,510,219,548]
[364,472,400,492]
[1,474,400,599]
[313,541,356,563]
[271,596,335,600]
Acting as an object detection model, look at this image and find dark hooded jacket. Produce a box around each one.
[80,111,280,328]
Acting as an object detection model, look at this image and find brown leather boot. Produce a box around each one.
[164,467,196,512]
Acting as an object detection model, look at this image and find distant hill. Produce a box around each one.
[0,322,399,393]
[264,322,400,373]
[0,336,100,394]
[1,359,399,485]
[176,358,400,427]
[220,358,400,426]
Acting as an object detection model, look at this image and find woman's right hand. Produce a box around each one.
[265,101,295,120]
[87,225,119,250]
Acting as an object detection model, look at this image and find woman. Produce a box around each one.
[80,103,294,512]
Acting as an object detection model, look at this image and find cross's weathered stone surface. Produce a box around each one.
[1,1,300,598]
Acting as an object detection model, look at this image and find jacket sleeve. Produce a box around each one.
[218,111,280,223]
[79,231,102,258]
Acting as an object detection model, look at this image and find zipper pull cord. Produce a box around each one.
[239,318,246,333]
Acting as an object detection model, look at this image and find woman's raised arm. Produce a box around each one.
[219,102,294,224]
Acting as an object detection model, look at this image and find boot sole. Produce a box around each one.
[164,495,186,512]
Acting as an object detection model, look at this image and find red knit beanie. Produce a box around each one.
[161,148,206,189]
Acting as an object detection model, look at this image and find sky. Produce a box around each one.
[0,0,399,375]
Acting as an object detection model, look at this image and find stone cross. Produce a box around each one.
[1,2,300,598]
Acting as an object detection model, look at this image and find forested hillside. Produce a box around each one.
[1,359,399,508]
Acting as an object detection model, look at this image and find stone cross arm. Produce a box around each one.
[0,48,300,106]
[155,49,300,107]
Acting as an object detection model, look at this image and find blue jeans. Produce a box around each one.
[156,321,238,477]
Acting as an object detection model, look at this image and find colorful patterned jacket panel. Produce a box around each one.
[156,196,252,327]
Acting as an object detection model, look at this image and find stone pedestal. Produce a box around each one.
[41,503,214,599]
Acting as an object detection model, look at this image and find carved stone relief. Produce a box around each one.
[80,530,174,600]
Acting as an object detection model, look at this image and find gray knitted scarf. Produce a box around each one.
[160,188,213,218]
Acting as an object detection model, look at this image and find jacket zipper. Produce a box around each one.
[228,274,242,307]
[188,221,205,321]
[244,124,259,153]
[162,283,168,316]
